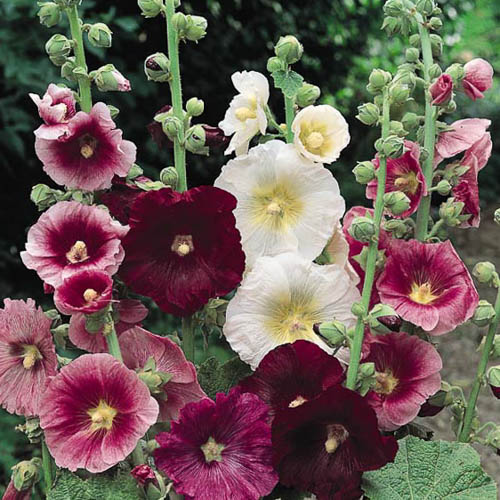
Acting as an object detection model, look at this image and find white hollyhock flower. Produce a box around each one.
[223,253,360,369]
[214,140,345,267]
[219,71,270,156]
[292,104,350,164]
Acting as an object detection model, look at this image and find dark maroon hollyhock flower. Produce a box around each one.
[131,464,156,486]
[377,239,479,335]
[35,102,136,191]
[429,74,453,105]
[418,399,445,417]
[313,474,363,500]
[54,269,113,316]
[120,187,245,316]
[363,332,442,430]
[491,385,500,399]
[272,385,397,497]
[462,58,494,101]
[200,125,230,149]
[239,340,344,422]
[154,388,278,500]
[366,141,426,218]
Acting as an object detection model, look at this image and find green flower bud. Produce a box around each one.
[369,69,392,91]
[91,64,130,92]
[429,16,442,30]
[45,34,72,62]
[428,63,442,79]
[274,35,303,65]
[442,100,457,114]
[487,366,500,389]
[314,321,346,347]
[158,167,177,188]
[383,0,405,16]
[351,302,368,318]
[389,120,407,137]
[439,198,464,227]
[349,216,376,243]
[356,102,380,126]
[436,179,452,196]
[381,16,401,36]
[31,184,66,211]
[494,208,500,226]
[409,34,421,48]
[390,84,411,104]
[382,134,405,158]
[172,12,188,32]
[473,261,497,285]
[15,417,44,444]
[184,15,208,42]
[296,83,321,107]
[492,335,500,358]
[430,34,443,58]
[266,56,286,73]
[472,300,496,327]
[12,458,42,492]
[138,0,164,18]
[37,2,61,28]
[416,0,436,16]
[107,105,120,119]
[185,125,208,155]
[162,116,183,142]
[374,138,384,153]
[186,97,204,117]
[144,52,171,82]
[357,362,376,396]
[393,67,417,90]
[87,23,113,48]
[384,219,409,238]
[383,191,411,216]
[353,161,376,184]
[445,63,465,83]
[60,56,78,82]
[405,47,420,63]
[402,112,421,132]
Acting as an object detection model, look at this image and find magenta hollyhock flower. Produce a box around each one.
[239,340,344,421]
[39,353,159,473]
[120,187,245,316]
[272,385,397,498]
[68,299,147,353]
[2,480,32,500]
[377,239,479,335]
[363,332,442,430]
[34,102,136,191]
[429,74,453,105]
[30,83,76,140]
[0,299,57,416]
[54,269,113,316]
[120,327,206,422]
[462,58,494,101]
[21,201,128,288]
[154,388,278,500]
[366,141,426,218]
[131,464,157,486]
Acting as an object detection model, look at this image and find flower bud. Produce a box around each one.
[314,321,346,347]
[381,16,401,36]
[37,2,62,28]
[138,0,164,18]
[159,167,178,188]
[87,22,113,48]
[405,47,420,63]
[402,112,421,132]
[439,198,465,227]
[428,63,442,80]
[353,161,376,184]
[162,116,183,142]
[445,63,465,83]
[429,16,442,30]
[172,12,188,31]
[429,74,452,105]
[266,56,286,73]
[473,261,497,285]
[185,125,209,155]
[31,184,66,211]
[494,208,500,226]
[392,67,417,90]
[144,52,171,82]
[409,34,421,48]
[430,34,443,58]
[492,335,500,359]
[184,15,208,42]
[12,458,42,492]
[186,97,204,117]
[351,302,368,318]
[91,64,131,92]
[472,300,496,327]
[15,417,44,444]
[389,120,407,137]
[416,0,435,16]
[383,191,411,216]
[384,219,409,238]
[202,125,230,149]
[131,464,157,487]
[369,69,392,91]
[45,34,72,64]
[487,366,500,399]
[349,216,376,243]
[382,135,405,158]
[60,56,78,82]
[435,179,452,196]
[274,35,303,65]
[383,0,405,16]
[296,83,321,107]
[356,102,380,126]
[390,84,411,104]
[357,362,376,396]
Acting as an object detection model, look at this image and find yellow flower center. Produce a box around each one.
[22,345,43,370]
[374,370,399,395]
[87,400,118,433]
[66,240,89,264]
[324,424,349,454]
[288,395,307,408]
[171,235,194,257]
[409,282,438,305]
[299,121,332,157]
[305,131,325,150]
[394,171,419,195]
[200,436,225,463]
[79,134,98,159]
[266,201,283,216]
[83,288,99,303]
[235,106,257,122]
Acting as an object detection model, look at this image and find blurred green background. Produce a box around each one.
[0,0,499,495]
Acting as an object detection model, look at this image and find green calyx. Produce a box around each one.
[200,436,225,463]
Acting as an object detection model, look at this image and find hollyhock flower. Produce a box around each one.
[68,299,147,353]
[120,327,206,422]
[363,332,442,430]
[54,269,113,316]
[0,299,57,416]
[30,83,76,140]
[429,74,453,105]
[462,58,494,101]
[291,105,350,164]
[131,464,156,486]
[366,141,426,218]
[214,140,345,267]
[272,385,398,497]
[239,340,344,420]
[34,102,137,191]
[154,389,278,500]
[2,480,32,500]
[219,71,270,156]
[313,475,363,500]
[21,201,128,288]
[490,385,500,399]
[39,353,159,473]
[120,187,245,316]
[223,253,360,369]
[377,239,479,335]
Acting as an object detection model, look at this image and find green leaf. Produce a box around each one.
[272,70,304,98]
[47,471,90,500]
[362,435,497,500]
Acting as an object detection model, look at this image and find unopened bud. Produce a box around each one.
[186,97,204,117]
[416,0,435,16]
[184,15,208,42]
[384,218,408,238]
[138,0,164,18]
[487,366,500,400]
[381,16,401,36]
[369,69,392,91]
[60,56,78,82]
[87,23,113,48]
[349,216,376,243]
[351,302,367,318]
[356,102,380,126]
[91,64,131,92]
[472,300,496,327]
[37,2,61,28]
[12,458,42,492]
[172,12,188,31]
[353,161,376,184]
[390,84,411,104]
[443,100,457,114]
[436,179,452,196]
[430,34,443,58]
[383,191,411,216]
[296,83,321,107]
[45,34,72,64]
[160,167,178,188]
[428,63,442,79]
[144,52,171,83]
[473,261,497,285]
[162,116,183,142]
[389,120,407,137]
[314,321,346,347]
[274,35,303,65]
[409,34,421,48]
[185,124,208,155]
[429,17,442,31]
[266,56,286,73]
[445,63,465,83]
[15,417,44,444]
[382,135,405,158]
[439,198,465,227]
[357,362,376,396]
[383,0,405,16]
[405,47,420,63]
[31,184,65,211]
[402,112,421,132]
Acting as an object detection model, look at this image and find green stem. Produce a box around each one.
[42,440,54,491]
[181,316,195,363]
[414,22,437,241]
[165,0,187,191]
[105,316,123,362]
[458,286,500,442]
[284,96,295,143]
[345,89,391,390]
[66,5,92,113]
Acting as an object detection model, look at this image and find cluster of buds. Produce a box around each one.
[172,13,208,42]
[473,262,500,288]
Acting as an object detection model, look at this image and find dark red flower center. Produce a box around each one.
[200,436,225,463]
[66,240,90,264]
[374,370,399,395]
[324,424,349,454]
[79,134,99,159]
[171,234,194,257]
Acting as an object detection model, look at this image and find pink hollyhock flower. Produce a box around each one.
[0,299,57,416]
[363,332,442,430]
[367,141,426,218]
[120,187,245,316]
[21,201,128,288]
[54,269,113,316]
[30,84,76,140]
[462,58,494,101]
[154,388,278,500]
[131,464,157,486]
[39,353,159,473]
[2,480,32,500]
[120,327,206,422]
[429,74,453,105]
[68,299,147,353]
[239,340,344,421]
[377,239,479,335]
[272,385,397,498]
[34,102,137,191]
